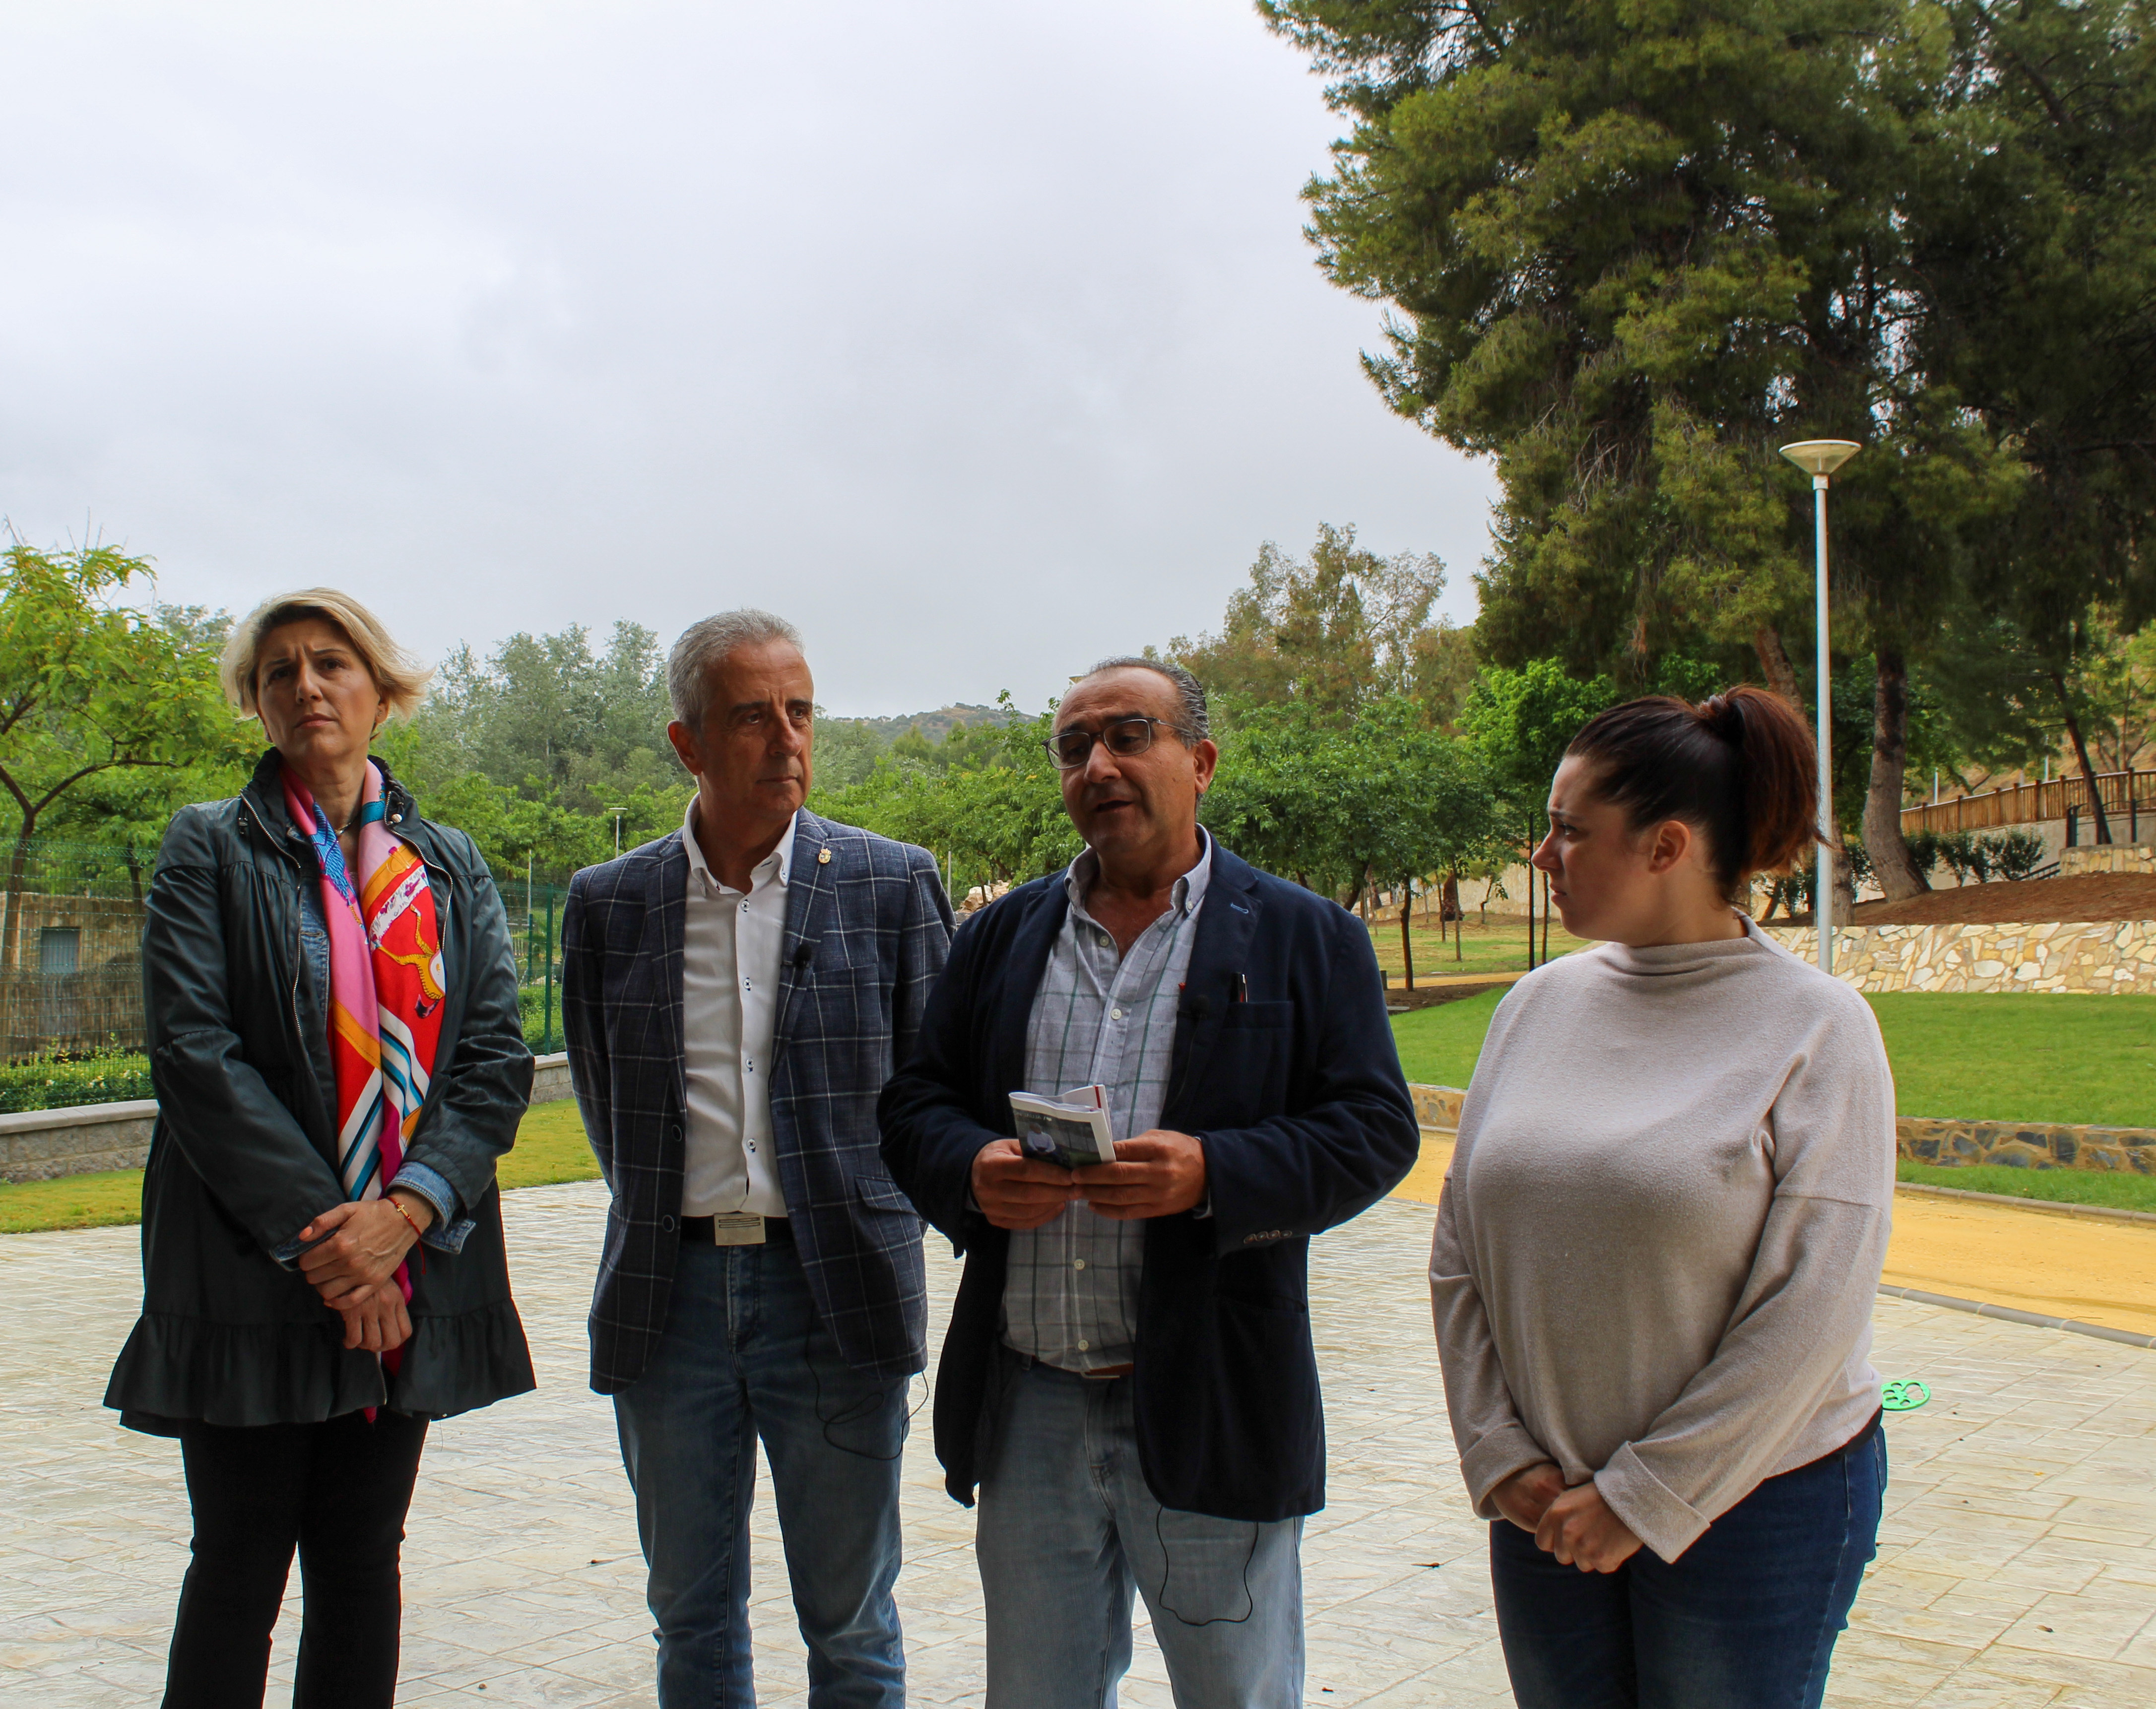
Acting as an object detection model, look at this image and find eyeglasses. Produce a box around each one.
[1042,717,1191,770]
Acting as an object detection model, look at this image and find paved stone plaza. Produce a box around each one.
[5,1183,2154,1706]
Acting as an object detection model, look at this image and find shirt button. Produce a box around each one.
[1111,1007,1124,1020]
[1073,1258,1087,1271]
[1076,1339,1090,1352]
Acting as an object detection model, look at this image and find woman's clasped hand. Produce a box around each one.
[298,1192,437,1348]
[1490,1463,1644,1573]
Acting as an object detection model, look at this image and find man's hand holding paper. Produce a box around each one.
[970,1139,1083,1230]
[1072,1130,1207,1220]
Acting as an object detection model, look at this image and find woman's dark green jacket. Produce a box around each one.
[106,750,537,1432]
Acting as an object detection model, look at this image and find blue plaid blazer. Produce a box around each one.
[563,809,953,1390]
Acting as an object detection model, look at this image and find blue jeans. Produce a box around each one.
[613,1239,911,1709]
[976,1357,1304,1709]
[1489,1416,1887,1709]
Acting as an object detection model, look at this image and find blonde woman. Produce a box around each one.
[106,591,535,1709]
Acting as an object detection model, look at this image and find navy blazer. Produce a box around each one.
[564,809,953,1390]
[878,842,1418,1523]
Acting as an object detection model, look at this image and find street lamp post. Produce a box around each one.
[1778,438,1861,975]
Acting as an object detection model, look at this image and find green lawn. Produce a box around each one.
[1366,915,1596,983]
[1896,1159,2156,1213]
[1391,989,2156,1129]
[0,1100,602,1236]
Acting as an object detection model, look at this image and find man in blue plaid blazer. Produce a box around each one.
[563,610,951,1709]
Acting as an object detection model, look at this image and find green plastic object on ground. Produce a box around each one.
[1881,1380,1930,1411]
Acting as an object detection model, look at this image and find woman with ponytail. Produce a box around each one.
[1430,686,1894,1709]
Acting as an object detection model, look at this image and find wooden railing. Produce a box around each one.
[1901,769,2156,836]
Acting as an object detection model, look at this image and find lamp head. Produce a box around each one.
[1779,439,1862,479]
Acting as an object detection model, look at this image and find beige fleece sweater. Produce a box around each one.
[1429,916,1895,1564]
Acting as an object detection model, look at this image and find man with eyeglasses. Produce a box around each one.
[880,657,1418,1708]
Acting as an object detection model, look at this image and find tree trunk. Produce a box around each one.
[1524,849,1535,970]
[0,827,33,1064]
[1541,869,1551,961]
[1399,896,1415,991]
[1862,649,1931,901]
[1753,625,1801,705]
[2052,672,2114,845]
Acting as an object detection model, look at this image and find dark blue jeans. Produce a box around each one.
[1489,1417,1886,1709]
[612,1238,911,1709]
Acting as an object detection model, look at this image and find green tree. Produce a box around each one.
[1202,693,1497,973]
[0,543,245,974]
[1256,0,2095,899]
[417,621,679,811]
[814,696,1080,895]
[1167,523,1464,726]
[1459,660,1621,960]
[1912,0,2156,845]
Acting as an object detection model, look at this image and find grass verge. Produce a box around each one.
[1896,1159,2156,1214]
[0,1100,602,1235]
[1390,988,2156,1129]
[0,1169,144,1234]
[1365,915,1596,983]
[500,1100,602,1190]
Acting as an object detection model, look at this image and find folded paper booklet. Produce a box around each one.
[1009,1083,1117,1170]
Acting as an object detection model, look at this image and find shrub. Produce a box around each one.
[520,980,564,1052]
[1935,830,1992,884]
[1983,829,2047,881]
[0,1049,156,1114]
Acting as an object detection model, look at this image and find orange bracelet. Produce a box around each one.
[387,1196,427,1273]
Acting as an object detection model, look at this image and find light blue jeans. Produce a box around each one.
[613,1238,911,1709]
[976,1357,1304,1709]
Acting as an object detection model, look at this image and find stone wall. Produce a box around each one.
[531,1051,572,1104]
[1764,920,2156,993]
[1898,1115,2156,1174]
[0,1100,158,1183]
[2059,845,2156,877]
[1407,1083,2154,1176]
[0,1052,578,1183]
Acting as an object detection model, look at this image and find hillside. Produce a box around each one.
[828,703,1020,743]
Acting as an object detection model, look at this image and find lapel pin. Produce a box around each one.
[818,847,831,865]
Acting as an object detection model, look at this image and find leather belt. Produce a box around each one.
[1082,1363,1135,1380]
[680,1214,792,1245]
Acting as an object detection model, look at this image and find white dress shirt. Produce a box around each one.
[680,797,793,1218]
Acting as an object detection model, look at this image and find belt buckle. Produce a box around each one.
[709,1213,767,1246]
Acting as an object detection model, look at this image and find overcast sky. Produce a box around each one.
[2,0,1496,717]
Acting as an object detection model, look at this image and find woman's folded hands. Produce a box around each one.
[294,1193,437,1351]
[1492,1460,1645,1573]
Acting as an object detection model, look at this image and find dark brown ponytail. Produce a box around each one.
[1564,685,1819,899]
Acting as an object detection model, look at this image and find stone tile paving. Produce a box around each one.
[3,1185,2153,1706]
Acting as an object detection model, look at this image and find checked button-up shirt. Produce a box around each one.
[1000,831,1213,1373]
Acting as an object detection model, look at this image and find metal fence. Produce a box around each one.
[0,841,157,1061]
[502,880,572,1055]
[0,965,144,1061]
[0,839,582,1064]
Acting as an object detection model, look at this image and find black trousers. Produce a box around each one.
[164,1409,429,1709]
